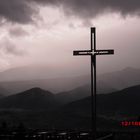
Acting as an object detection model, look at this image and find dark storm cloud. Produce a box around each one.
[0,0,140,24]
[0,0,37,24]
[9,27,29,37]
[65,0,140,18]
[31,0,140,18]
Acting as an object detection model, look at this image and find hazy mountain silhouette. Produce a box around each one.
[0,81,140,117]
[0,76,115,96]
[0,65,81,81]
[0,87,118,130]
[62,84,140,118]
[0,64,91,95]
[0,66,138,95]
[97,84,140,116]
[100,67,140,90]
[0,86,7,98]
[0,87,60,110]
[0,84,140,129]
[0,75,90,95]
[56,83,116,104]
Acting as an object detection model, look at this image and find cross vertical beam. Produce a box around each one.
[73,27,114,140]
[91,27,96,139]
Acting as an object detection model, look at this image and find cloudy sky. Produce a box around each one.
[0,0,140,77]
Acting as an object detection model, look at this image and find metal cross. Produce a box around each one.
[73,27,114,139]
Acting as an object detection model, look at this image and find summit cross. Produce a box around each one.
[73,27,114,140]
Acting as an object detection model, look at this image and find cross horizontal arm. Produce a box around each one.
[73,50,91,56]
[95,49,114,55]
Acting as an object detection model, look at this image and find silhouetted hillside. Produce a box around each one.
[1,67,139,96]
[98,84,140,116]
[0,87,60,110]
[100,67,140,90]
[0,75,90,95]
[1,67,139,95]
[0,86,7,97]
[62,84,140,117]
[0,85,139,129]
[56,83,116,104]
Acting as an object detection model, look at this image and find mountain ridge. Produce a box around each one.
[0,85,139,129]
[0,66,139,95]
[0,87,60,110]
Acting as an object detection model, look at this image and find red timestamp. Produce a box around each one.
[121,121,140,126]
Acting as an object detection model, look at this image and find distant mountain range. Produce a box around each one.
[0,66,139,95]
[0,75,90,95]
[97,84,140,116]
[0,87,60,110]
[0,64,90,94]
[0,84,139,111]
[63,84,140,118]
[0,74,140,111]
[56,83,116,104]
[0,65,81,81]
[0,64,93,94]
[0,79,140,116]
[99,67,140,90]
[0,86,119,129]
[0,84,139,129]
[0,75,115,96]
[0,86,6,98]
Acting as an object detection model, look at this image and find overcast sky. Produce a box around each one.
[0,0,140,77]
